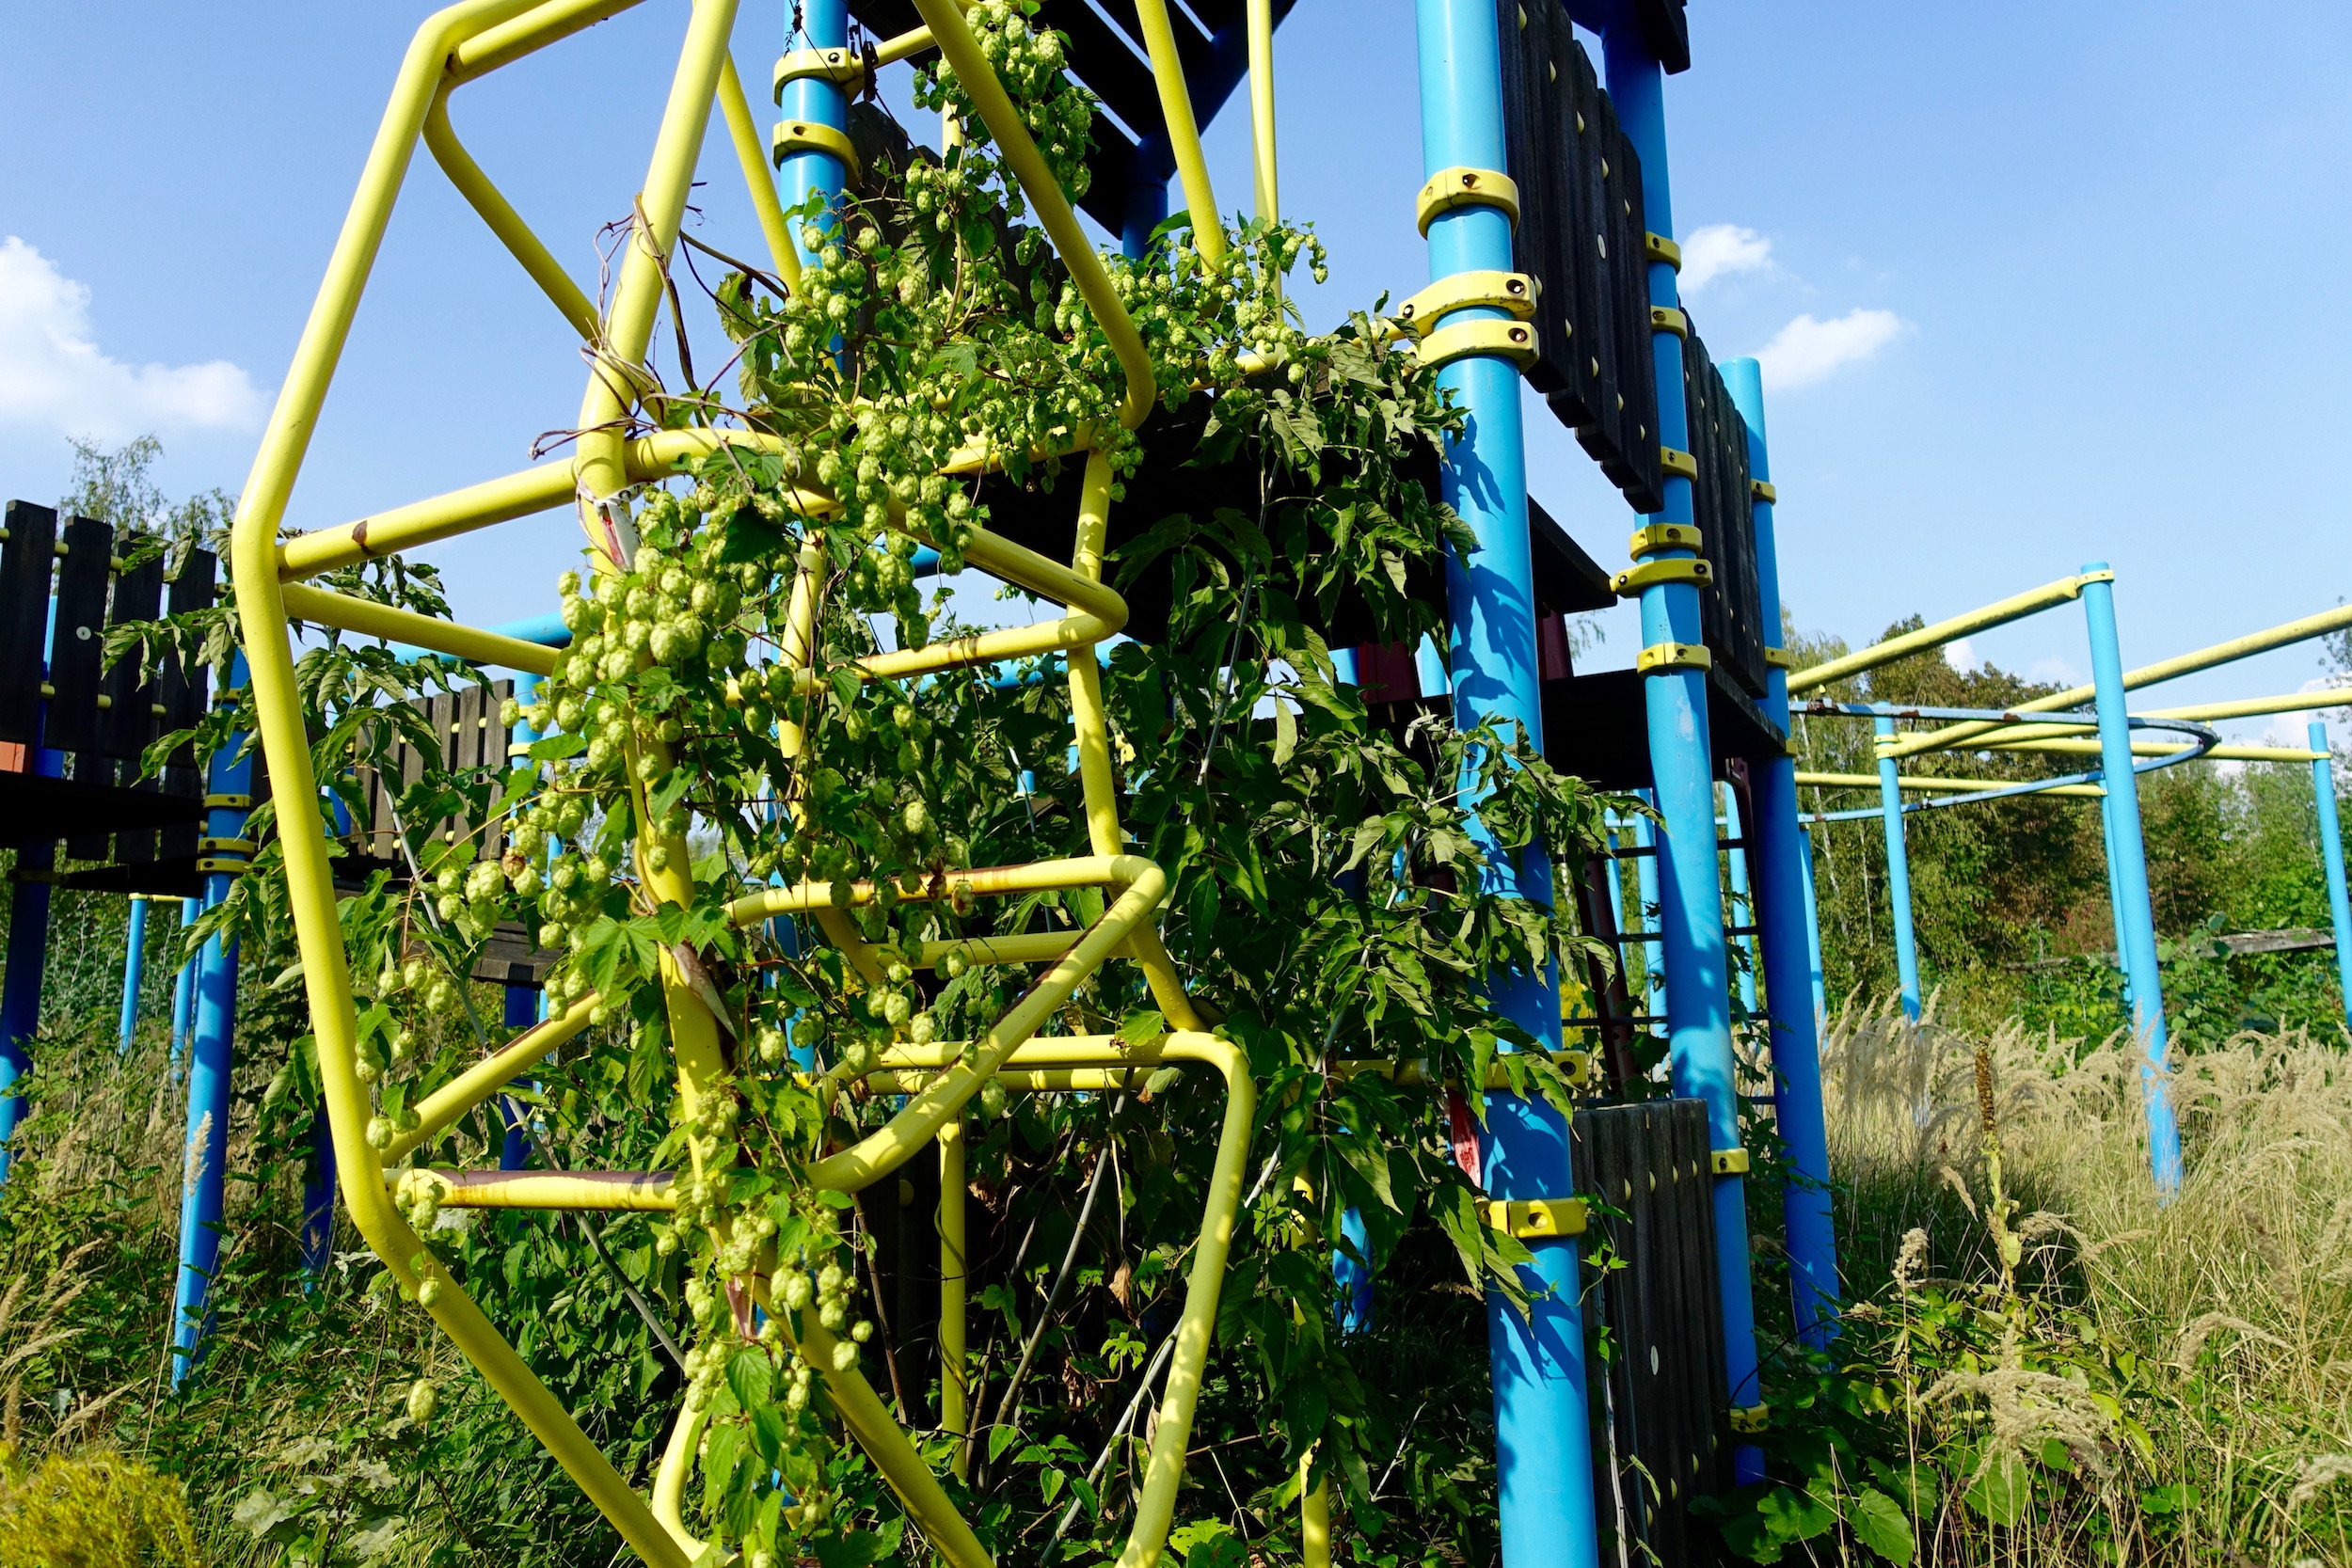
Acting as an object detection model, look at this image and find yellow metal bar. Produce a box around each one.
[1247,0,1278,226]
[279,581,561,674]
[384,994,598,1164]
[717,52,805,293]
[1784,573,2093,695]
[450,0,641,80]
[909,0,1156,428]
[875,24,938,66]
[422,86,603,341]
[801,860,1166,1193]
[1976,736,2325,764]
[1069,453,1124,859]
[726,854,1136,926]
[1883,602,2352,760]
[1957,688,2352,745]
[1132,0,1224,263]
[409,1167,678,1210]
[651,1403,709,1557]
[1796,770,2105,799]
[227,2,695,1559]
[570,0,739,552]
[938,1116,969,1477]
[916,931,1074,968]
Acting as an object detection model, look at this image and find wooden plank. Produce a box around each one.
[1606,112,1663,515]
[1672,1100,1727,1498]
[427,690,457,847]
[99,542,165,762]
[1560,47,1621,461]
[0,501,58,745]
[44,516,113,755]
[1497,0,1571,398]
[1597,1106,1657,1556]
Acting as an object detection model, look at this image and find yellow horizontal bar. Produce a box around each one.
[449,0,642,81]
[1972,689,2352,742]
[281,581,560,674]
[727,854,1131,927]
[413,1168,676,1211]
[916,932,1074,968]
[1785,574,2090,695]
[1979,737,2325,763]
[1796,770,2105,799]
[1885,601,2352,761]
[385,993,597,1164]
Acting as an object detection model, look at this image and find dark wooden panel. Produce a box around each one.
[0,768,205,850]
[1037,0,1164,146]
[117,772,159,866]
[44,516,113,755]
[862,1132,945,1420]
[1682,329,1767,699]
[99,544,165,762]
[1497,0,1571,398]
[1609,122,1663,515]
[0,501,58,745]
[1554,44,1617,443]
[160,549,217,777]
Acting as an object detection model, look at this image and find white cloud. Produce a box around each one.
[1946,637,1979,673]
[0,236,265,441]
[1756,308,1908,391]
[1678,223,1772,295]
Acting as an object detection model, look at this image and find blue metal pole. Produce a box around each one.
[0,602,67,1185]
[0,741,62,1186]
[1631,799,1664,1016]
[1721,784,1758,1013]
[2309,721,2352,1037]
[172,653,251,1383]
[1799,823,1827,1025]
[2311,722,2352,1037]
[780,0,850,271]
[2080,565,2182,1193]
[1721,357,1839,1348]
[1603,21,1762,1446]
[117,897,150,1054]
[1416,5,1597,1562]
[1874,715,1922,1020]
[300,1098,338,1278]
[169,897,199,1066]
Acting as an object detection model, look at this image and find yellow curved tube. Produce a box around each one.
[422,85,602,341]
[383,992,599,1164]
[1131,0,1224,264]
[279,582,561,673]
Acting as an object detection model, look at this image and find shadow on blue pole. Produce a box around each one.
[2311,721,2352,1038]
[118,896,151,1054]
[1874,715,1922,1020]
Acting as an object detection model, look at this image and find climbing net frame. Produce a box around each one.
[228,2,1258,1564]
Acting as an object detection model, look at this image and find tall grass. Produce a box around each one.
[1820,995,2352,1563]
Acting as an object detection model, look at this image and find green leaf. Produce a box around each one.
[1962,1451,2031,1526]
[725,1346,772,1413]
[1271,700,1297,767]
[1118,1008,1165,1047]
[988,1423,1022,1462]
[1849,1487,1914,1564]
[1755,1483,1836,1543]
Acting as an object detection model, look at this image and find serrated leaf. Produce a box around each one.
[726,1346,772,1413]
[1849,1487,1914,1564]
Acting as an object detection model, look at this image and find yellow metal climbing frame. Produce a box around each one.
[228,1,1257,1563]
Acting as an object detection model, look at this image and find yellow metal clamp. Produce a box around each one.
[1645,230,1681,270]
[1636,641,1710,675]
[1392,270,1537,336]
[1762,646,1795,669]
[1628,521,1700,559]
[1729,1403,1771,1433]
[1711,1147,1751,1176]
[1648,305,1688,339]
[199,837,257,856]
[2077,568,2114,586]
[1613,557,1713,596]
[773,46,865,95]
[1418,317,1539,372]
[194,857,250,876]
[1750,478,1777,504]
[1482,1196,1589,1240]
[1416,166,1520,236]
[771,118,861,180]
[203,793,252,812]
[1659,446,1699,482]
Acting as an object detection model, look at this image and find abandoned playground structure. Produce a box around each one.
[2,0,2350,1564]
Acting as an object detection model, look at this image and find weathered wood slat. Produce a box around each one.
[0,502,57,746]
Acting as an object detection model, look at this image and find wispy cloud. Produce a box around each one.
[0,236,265,441]
[1756,308,1908,391]
[1946,637,1979,673]
[1679,223,1772,295]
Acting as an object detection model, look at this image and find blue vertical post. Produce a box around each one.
[0,737,64,1186]
[172,653,251,1382]
[1631,799,1665,1016]
[1416,5,1597,1564]
[300,1096,338,1277]
[781,0,849,269]
[2080,566,2181,1192]
[2311,722,2352,1036]
[169,896,199,1066]
[501,670,546,1170]
[1604,20,1763,1445]
[118,897,151,1053]
[1798,827,1827,1023]
[1874,715,1922,1020]
[1721,784,1758,1012]
[1723,358,1839,1346]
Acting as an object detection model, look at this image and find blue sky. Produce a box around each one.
[2,2,2346,746]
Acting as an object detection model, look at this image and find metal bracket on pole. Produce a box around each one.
[1613,556,1712,596]
[1644,230,1681,270]
[1658,445,1698,482]
[1418,317,1539,372]
[1647,305,1688,339]
[771,119,862,179]
[774,46,866,95]
[1636,641,1710,675]
[1482,1196,1589,1240]
[1392,270,1537,335]
[1709,1147,1750,1176]
[1628,521,1701,559]
[1414,166,1520,235]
